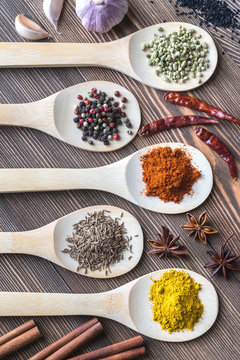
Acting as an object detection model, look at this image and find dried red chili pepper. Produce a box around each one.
[194,127,237,181]
[164,92,240,125]
[138,116,218,136]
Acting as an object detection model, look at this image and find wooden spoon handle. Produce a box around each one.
[0,222,58,261]
[0,166,128,196]
[0,292,106,316]
[0,41,134,77]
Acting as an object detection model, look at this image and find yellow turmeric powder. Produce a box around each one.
[149,270,204,333]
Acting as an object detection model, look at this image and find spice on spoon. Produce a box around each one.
[148,226,188,258]
[194,127,237,181]
[140,146,201,204]
[164,92,240,125]
[204,234,240,279]
[142,26,210,83]
[138,115,218,136]
[181,211,218,244]
[73,88,132,145]
[149,270,204,333]
[62,210,132,275]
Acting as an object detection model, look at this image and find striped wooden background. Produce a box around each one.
[0,0,239,359]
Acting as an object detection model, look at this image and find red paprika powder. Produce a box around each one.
[140,147,201,204]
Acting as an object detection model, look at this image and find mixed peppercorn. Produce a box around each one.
[73,88,133,145]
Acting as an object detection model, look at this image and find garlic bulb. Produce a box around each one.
[76,0,128,33]
[43,0,65,30]
[15,14,50,40]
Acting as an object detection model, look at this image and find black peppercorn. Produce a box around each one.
[73,117,80,123]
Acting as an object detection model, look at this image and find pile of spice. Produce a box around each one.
[73,88,133,145]
[174,0,240,40]
[140,146,201,204]
[142,26,209,83]
[149,270,204,333]
[62,210,132,275]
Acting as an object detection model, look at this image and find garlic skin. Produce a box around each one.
[15,14,50,40]
[76,0,128,33]
[43,0,65,30]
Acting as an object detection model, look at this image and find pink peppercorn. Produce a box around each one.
[102,117,107,122]
[74,110,80,115]
[79,119,84,125]
[88,118,93,123]
[121,97,128,103]
[85,100,92,105]
[109,122,115,128]
[104,107,109,112]
[90,109,95,114]
[117,107,121,112]
[114,91,121,97]
[77,95,83,100]
[113,134,120,140]
[94,93,99,99]
[92,88,97,93]
[99,106,104,111]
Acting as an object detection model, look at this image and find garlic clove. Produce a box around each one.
[43,0,65,30]
[15,14,50,40]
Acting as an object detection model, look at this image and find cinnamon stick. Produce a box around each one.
[0,319,36,346]
[45,321,103,360]
[101,347,146,360]
[30,318,99,360]
[0,326,42,359]
[68,336,144,360]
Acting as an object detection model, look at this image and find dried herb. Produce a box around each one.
[148,226,188,258]
[62,210,132,274]
[181,211,217,244]
[204,234,240,279]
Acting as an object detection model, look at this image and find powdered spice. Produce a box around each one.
[149,270,204,333]
[140,146,201,204]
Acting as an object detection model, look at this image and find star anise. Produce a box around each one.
[204,234,240,279]
[148,226,188,258]
[181,211,218,244]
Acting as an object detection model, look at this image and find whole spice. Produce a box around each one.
[142,26,210,83]
[149,270,204,333]
[68,336,145,360]
[0,320,42,359]
[148,226,188,258]
[62,210,132,274]
[30,319,101,360]
[194,127,237,181]
[174,0,240,39]
[73,88,132,145]
[43,0,65,30]
[164,92,240,125]
[138,115,218,136]
[76,0,128,33]
[204,234,240,279]
[15,14,50,40]
[140,146,201,204]
[181,211,218,244]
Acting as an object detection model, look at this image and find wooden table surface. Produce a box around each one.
[0,0,239,359]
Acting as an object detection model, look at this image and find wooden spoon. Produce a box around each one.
[0,23,218,91]
[0,81,141,152]
[0,269,218,341]
[0,205,143,278]
[0,143,213,214]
